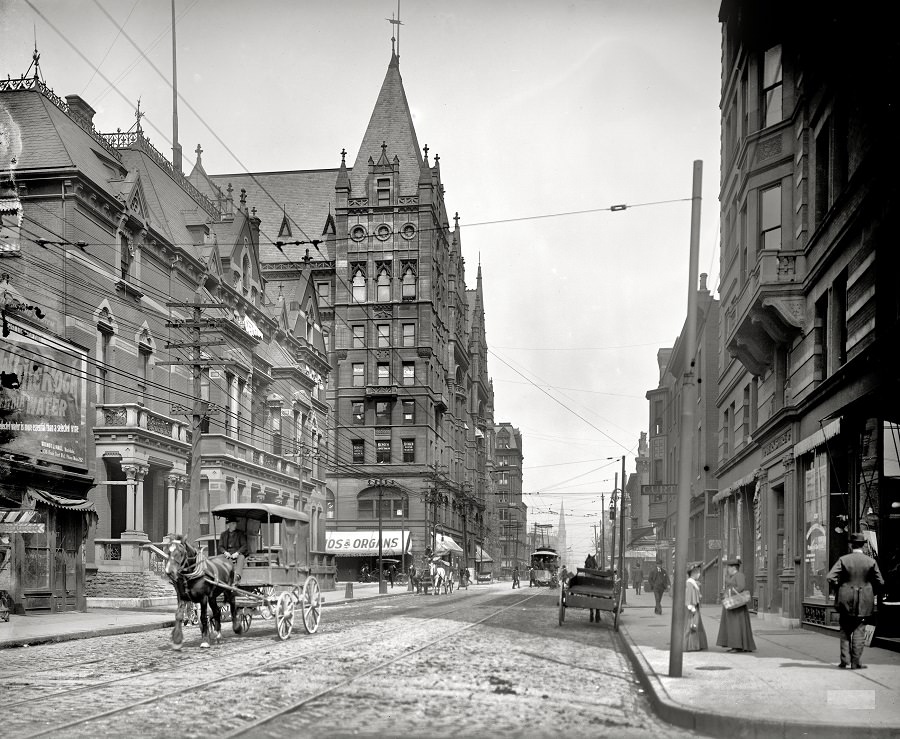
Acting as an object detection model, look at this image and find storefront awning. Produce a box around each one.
[27,488,97,518]
[433,533,464,554]
[712,472,757,505]
[472,544,493,563]
[325,530,410,557]
[793,418,841,458]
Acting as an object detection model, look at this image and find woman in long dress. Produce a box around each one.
[684,561,708,651]
[716,557,757,652]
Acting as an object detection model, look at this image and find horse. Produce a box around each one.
[430,558,452,595]
[165,535,238,650]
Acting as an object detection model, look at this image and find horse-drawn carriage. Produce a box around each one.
[160,502,322,648]
[558,566,624,630]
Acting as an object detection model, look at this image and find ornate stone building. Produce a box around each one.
[716,0,898,634]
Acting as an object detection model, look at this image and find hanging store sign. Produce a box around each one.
[0,317,88,467]
[0,521,44,533]
[641,484,678,496]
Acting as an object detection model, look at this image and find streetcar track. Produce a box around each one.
[15,590,498,738]
[224,592,544,738]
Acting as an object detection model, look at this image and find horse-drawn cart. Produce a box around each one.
[159,502,322,648]
[558,567,624,631]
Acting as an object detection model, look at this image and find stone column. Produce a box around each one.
[121,464,138,533]
[175,476,186,535]
[133,465,148,534]
[166,474,178,535]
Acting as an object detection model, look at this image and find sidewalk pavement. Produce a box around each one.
[618,588,900,738]
[0,578,422,650]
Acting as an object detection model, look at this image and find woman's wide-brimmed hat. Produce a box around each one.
[687,561,703,573]
[725,557,741,567]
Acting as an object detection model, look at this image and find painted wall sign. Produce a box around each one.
[0,317,88,466]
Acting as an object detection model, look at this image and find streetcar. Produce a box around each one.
[530,548,560,587]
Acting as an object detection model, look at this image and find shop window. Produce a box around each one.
[358,498,374,518]
[803,451,830,601]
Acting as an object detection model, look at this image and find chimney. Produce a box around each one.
[699,273,708,292]
[65,95,96,128]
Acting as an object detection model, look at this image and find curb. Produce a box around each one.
[618,625,900,739]
[86,596,178,608]
[0,618,176,650]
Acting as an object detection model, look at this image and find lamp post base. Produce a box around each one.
[379,581,388,594]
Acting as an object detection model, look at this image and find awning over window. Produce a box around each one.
[793,418,841,458]
[473,544,493,563]
[325,530,410,557]
[712,472,757,504]
[27,488,97,517]
[433,533,464,554]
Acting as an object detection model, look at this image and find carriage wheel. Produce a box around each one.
[238,607,252,634]
[300,576,322,635]
[275,591,295,641]
[259,586,276,621]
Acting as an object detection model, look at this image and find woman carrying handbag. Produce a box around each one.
[684,561,708,651]
[716,557,757,653]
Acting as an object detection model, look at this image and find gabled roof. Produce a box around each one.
[210,168,338,263]
[350,52,423,197]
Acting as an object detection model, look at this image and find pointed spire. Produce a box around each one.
[336,147,350,192]
[194,143,203,168]
[351,51,423,196]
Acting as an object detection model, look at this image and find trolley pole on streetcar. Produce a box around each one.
[369,477,394,595]
[669,160,702,678]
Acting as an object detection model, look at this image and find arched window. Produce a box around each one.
[242,251,250,292]
[401,266,416,299]
[352,268,366,302]
[376,268,390,302]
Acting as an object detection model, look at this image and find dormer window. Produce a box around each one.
[377,177,391,206]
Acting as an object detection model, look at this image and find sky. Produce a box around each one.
[1,0,724,563]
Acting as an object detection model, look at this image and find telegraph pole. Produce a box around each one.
[669,160,703,678]
[368,477,394,595]
[610,473,618,571]
[600,494,606,567]
[161,287,226,545]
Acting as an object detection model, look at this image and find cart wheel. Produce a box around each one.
[238,607,252,634]
[558,591,566,626]
[301,576,322,635]
[259,586,276,621]
[275,591,295,640]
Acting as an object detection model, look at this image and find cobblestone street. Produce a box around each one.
[1,584,696,738]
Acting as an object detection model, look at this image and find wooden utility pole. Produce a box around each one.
[600,493,606,567]
[669,160,703,678]
[610,473,618,570]
[161,289,226,544]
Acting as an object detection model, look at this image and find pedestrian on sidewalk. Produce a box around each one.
[648,560,670,615]
[827,532,884,669]
[716,557,756,653]
[512,567,520,589]
[632,564,643,594]
[388,564,396,588]
[684,561,708,651]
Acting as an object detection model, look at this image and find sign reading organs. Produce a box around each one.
[325,530,410,557]
[0,319,88,467]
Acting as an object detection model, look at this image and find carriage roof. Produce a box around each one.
[212,502,310,524]
[531,548,559,558]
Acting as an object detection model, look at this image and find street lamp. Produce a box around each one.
[368,477,394,594]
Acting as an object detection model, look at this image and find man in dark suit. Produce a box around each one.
[219,517,248,583]
[827,532,884,669]
[648,560,670,615]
